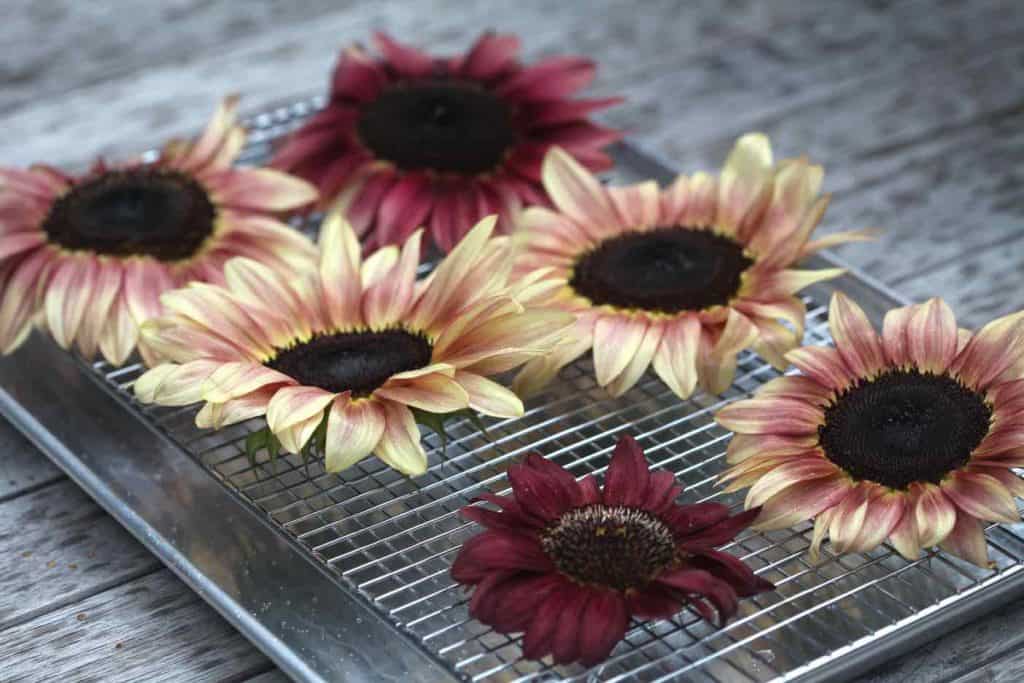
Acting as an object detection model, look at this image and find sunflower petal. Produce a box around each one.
[265,385,337,434]
[541,147,617,235]
[717,133,773,235]
[318,210,363,329]
[454,370,524,418]
[942,471,1020,524]
[375,371,470,413]
[907,297,959,374]
[375,400,428,476]
[913,483,957,548]
[829,291,885,378]
[324,396,386,472]
[651,315,701,399]
[785,345,855,392]
[939,513,992,568]
[745,457,839,509]
[698,309,759,395]
[716,397,823,435]
[593,315,648,388]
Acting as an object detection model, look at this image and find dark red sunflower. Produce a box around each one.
[271,31,622,252]
[451,435,773,666]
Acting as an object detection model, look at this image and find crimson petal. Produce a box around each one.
[602,434,652,507]
[578,590,630,667]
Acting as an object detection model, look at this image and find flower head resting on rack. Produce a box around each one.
[0,97,318,367]
[717,292,1024,567]
[451,434,774,666]
[270,31,622,253]
[511,135,876,400]
[133,211,574,476]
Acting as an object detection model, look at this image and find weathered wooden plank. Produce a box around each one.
[0,0,1013,169]
[0,418,63,502]
[862,596,1024,682]
[0,569,272,683]
[0,479,161,630]
[242,670,292,683]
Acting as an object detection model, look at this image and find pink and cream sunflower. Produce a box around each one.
[717,292,1024,567]
[513,135,873,399]
[0,97,317,366]
[271,31,622,252]
[451,434,773,666]
[133,212,573,476]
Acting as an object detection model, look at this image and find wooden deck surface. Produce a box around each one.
[1,1,1022,680]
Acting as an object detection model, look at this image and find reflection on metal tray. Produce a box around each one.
[3,98,1024,683]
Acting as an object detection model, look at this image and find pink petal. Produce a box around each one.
[785,345,856,392]
[592,315,648,389]
[938,513,992,568]
[887,504,921,561]
[498,56,596,101]
[951,312,1024,391]
[330,46,388,101]
[75,260,123,359]
[829,291,885,378]
[540,147,618,237]
[753,474,851,530]
[362,229,421,327]
[913,483,958,548]
[527,97,624,127]
[745,456,840,509]
[755,374,833,406]
[206,168,318,212]
[715,397,824,435]
[845,490,906,554]
[44,255,97,350]
[372,32,434,77]
[942,471,1020,524]
[907,298,959,374]
[458,31,521,80]
[827,484,872,553]
[725,432,819,465]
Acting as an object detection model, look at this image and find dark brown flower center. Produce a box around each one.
[42,169,216,261]
[356,80,518,174]
[569,228,753,313]
[266,329,433,397]
[819,369,992,489]
[540,505,677,591]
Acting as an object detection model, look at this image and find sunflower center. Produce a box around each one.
[819,369,992,489]
[42,169,216,261]
[569,228,753,313]
[540,505,677,591]
[266,329,433,397]
[356,80,517,174]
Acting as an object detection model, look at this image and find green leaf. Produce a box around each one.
[245,429,270,470]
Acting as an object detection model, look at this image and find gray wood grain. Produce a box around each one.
[0,1,1022,681]
[0,419,62,502]
[0,569,272,683]
[0,479,160,631]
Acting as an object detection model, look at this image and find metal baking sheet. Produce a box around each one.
[3,98,1024,683]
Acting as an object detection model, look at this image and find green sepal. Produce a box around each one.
[410,407,492,456]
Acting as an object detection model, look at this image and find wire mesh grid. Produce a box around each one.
[83,99,1024,681]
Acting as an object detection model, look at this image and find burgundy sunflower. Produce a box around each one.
[717,292,1024,567]
[0,97,317,366]
[512,135,874,400]
[271,31,622,252]
[451,435,773,666]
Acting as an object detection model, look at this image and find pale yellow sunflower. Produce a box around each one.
[0,97,318,365]
[134,212,573,475]
[718,293,1024,567]
[512,135,872,399]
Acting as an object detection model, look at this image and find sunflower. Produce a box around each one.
[717,292,1024,567]
[512,135,874,400]
[270,31,622,253]
[451,434,773,666]
[0,97,317,366]
[133,212,574,476]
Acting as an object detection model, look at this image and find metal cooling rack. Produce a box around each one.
[3,98,1024,683]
